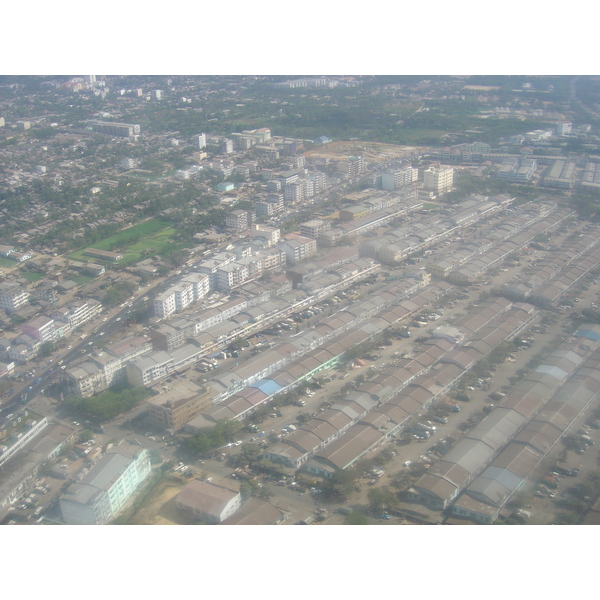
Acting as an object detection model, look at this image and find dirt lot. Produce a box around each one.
[127,478,188,525]
[304,141,417,163]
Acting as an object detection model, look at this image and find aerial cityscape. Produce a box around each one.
[2,74,600,527]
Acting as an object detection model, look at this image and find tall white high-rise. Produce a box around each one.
[195,133,207,149]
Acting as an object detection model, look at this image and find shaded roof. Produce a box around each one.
[176,480,239,517]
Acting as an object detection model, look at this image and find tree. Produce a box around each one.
[367,486,399,515]
[321,469,360,503]
[38,341,56,358]
[78,429,94,443]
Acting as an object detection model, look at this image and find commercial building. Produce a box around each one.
[542,160,576,189]
[88,121,140,138]
[495,158,537,183]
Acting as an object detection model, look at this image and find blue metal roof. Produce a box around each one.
[575,329,600,341]
[249,379,282,396]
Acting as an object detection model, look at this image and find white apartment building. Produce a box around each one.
[50,299,102,331]
[195,133,207,149]
[284,181,306,204]
[250,224,280,247]
[216,262,251,292]
[21,316,57,343]
[423,166,454,194]
[225,210,251,231]
[277,234,317,265]
[154,273,210,318]
[381,166,418,190]
[60,442,151,525]
[0,282,29,312]
[126,351,174,387]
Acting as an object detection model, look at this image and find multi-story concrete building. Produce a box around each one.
[153,273,210,319]
[195,252,237,289]
[216,262,251,292]
[195,133,207,149]
[554,122,572,136]
[542,159,576,189]
[225,210,251,231]
[51,299,102,331]
[147,382,212,431]
[21,316,57,343]
[277,234,317,265]
[250,224,280,247]
[283,181,305,204]
[300,219,331,239]
[126,351,174,387]
[88,120,140,138]
[64,336,152,398]
[60,441,151,525]
[0,282,29,312]
[423,166,454,194]
[495,158,537,183]
[256,195,284,217]
[380,166,418,190]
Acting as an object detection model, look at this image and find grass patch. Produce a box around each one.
[21,271,45,282]
[67,218,178,266]
[0,257,15,268]
[72,275,95,285]
[395,128,448,143]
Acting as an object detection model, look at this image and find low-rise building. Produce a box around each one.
[176,479,242,523]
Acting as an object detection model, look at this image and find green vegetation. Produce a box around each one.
[344,512,369,525]
[102,281,137,308]
[72,275,95,285]
[320,469,360,503]
[0,257,15,268]
[38,341,55,358]
[367,486,399,515]
[20,270,44,282]
[66,218,176,266]
[64,385,151,421]
[182,420,243,457]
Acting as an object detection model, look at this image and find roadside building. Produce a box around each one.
[59,441,151,525]
[176,479,242,523]
[147,382,212,431]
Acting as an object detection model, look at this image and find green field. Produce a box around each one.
[67,219,179,266]
[0,257,15,268]
[72,275,95,285]
[395,129,448,143]
[21,271,45,282]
